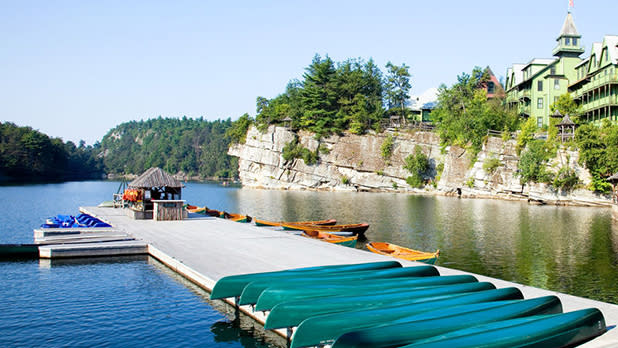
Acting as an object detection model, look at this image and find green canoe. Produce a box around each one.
[401,308,606,348]
[209,260,401,299]
[290,287,524,348]
[239,265,439,306]
[264,281,495,329]
[255,275,477,311]
[331,295,563,348]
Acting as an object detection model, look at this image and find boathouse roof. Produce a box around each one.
[129,167,182,188]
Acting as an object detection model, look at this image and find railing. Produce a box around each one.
[486,129,516,139]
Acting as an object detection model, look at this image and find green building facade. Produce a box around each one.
[505,13,583,128]
[506,12,618,127]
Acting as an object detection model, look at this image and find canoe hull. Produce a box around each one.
[367,242,439,264]
[209,261,402,299]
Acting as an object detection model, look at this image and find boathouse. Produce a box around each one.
[124,167,185,221]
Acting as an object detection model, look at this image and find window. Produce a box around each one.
[487,81,495,94]
[566,37,571,45]
[550,66,556,75]
[537,97,543,109]
[573,38,578,46]
[537,81,543,91]
[537,117,543,128]
[554,79,560,90]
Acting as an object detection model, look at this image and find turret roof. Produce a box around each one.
[559,12,580,38]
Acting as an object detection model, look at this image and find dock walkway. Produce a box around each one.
[81,206,618,347]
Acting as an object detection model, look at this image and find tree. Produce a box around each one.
[384,62,411,124]
[432,67,519,154]
[550,93,581,122]
[300,54,339,135]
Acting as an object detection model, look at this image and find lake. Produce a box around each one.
[1,180,617,346]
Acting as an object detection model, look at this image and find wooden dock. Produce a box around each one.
[39,206,618,347]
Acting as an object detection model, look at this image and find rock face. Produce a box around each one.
[228,126,612,206]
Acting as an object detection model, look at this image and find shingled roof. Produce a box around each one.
[128,167,182,188]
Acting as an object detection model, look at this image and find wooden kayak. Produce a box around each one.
[238,266,439,306]
[282,223,369,235]
[264,282,495,329]
[301,230,357,248]
[255,274,477,311]
[290,287,523,348]
[367,242,439,264]
[398,308,605,348]
[331,296,565,348]
[221,212,252,223]
[186,206,222,217]
[254,218,337,227]
[209,261,402,299]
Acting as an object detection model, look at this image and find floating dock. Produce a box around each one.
[31,206,618,347]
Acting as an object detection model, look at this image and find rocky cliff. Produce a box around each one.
[228,125,611,206]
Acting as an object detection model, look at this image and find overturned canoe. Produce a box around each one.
[209,260,402,299]
[255,274,477,311]
[264,282,495,329]
[400,308,606,348]
[239,265,439,306]
[282,223,369,235]
[367,242,439,264]
[290,287,523,348]
[254,218,337,227]
[301,230,357,248]
[331,295,564,348]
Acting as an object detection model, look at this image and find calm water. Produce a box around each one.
[1,181,617,346]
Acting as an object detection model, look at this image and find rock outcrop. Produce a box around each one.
[228,125,612,206]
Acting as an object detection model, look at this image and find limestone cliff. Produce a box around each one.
[228,125,611,206]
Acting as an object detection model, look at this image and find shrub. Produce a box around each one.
[552,167,579,191]
[282,137,317,165]
[406,175,423,188]
[381,134,394,159]
[465,177,475,188]
[483,157,502,174]
[341,175,350,185]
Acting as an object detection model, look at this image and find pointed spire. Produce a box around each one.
[559,13,579,37]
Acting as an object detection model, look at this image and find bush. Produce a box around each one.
[341,175,350,185]
[282,137,317,165]
[552,167,579,191]
[406,175,423,188]
[404,146,429,174]
[483,157,502,174]
[381,134,394,160]
[518,140,553,185]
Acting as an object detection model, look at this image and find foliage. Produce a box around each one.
[281,137,317,165]
[435,162,445,182]
[516,117,538,153]
[550,93,581,123]
[376,170,384,176]
[381,134,394,159]
[255,55,398,136]
[432,67,519,154]
[0,122,103,181]
[483,157,502,174]
[517,140,554,185]
[384,62,412,119]
[403,146,430,188]
[226,113,253,144]
[100,117,238,178]
[575,120,618,193]
[465,177,475,188]
[341,175,350,185]
[552,166,579,191]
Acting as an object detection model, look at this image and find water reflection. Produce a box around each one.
[223,187,618,304]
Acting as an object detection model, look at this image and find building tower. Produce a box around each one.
[552,12,585,58]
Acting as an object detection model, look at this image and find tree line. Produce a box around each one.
[0,122,103,181]
[253,54,411,136]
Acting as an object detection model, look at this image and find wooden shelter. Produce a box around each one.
[125,167,185,220]
[556,114,576,142]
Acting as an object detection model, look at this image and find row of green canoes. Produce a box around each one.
[210,261,607,348]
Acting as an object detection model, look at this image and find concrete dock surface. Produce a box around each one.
[81,206,618,347]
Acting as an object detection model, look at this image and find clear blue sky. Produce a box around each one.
[1,0,616,145]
